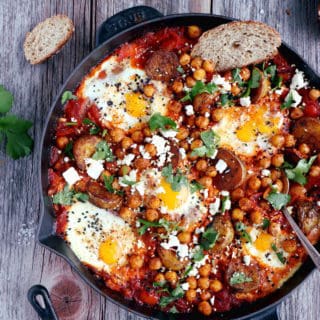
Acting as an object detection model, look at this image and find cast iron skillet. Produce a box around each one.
[31,6,320,320]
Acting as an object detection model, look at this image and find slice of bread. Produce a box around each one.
[191,21,281,72]
[24,15,74,65]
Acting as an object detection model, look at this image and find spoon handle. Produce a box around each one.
[283,207,320,271]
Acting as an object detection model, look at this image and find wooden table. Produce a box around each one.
[1,0,319,319]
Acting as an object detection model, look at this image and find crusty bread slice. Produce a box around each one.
[191,21,281,72]
[24,14,74,65]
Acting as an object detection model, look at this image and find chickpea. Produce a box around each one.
[290,184,307,199]
[56,136,69,149]
[310,165,320,177]
[176,127,189,140]
[154,273,165,283]
[231,83,241,96]
[172,80,184,93]
[193,68,206,80]
[121,136,133,149]
[188,25,202,38]
[259,157,271,169]
[259,200,270,211]
[309,88,320,101]
[270,134,285,148]
[190,139,203,150]
[270,169,281,182]
[285,134,296,148]
[191,56,203,69]
[145,209,159,222]
[129,255,144,269]
[147,195,161,209]
[202,60,215,73]
[165,271,178,286]
[186,289,197,303]
[178,231,192,244]
[143,126,152,137]
[207,166,217,177]
[261,177,272,188]
[250,210,263,224]
[168,100,182,113]
[290,108,304,119]
[187,276,197,289]
[131,130,144,143]
[282,239,297,253]
[195,116,209,129]
[143,84,155,97]
[134,158,151,170]
[186,76,196,88]
[127,194,142,209]
[231,188,245,201]
[248,176,261,191]
[200,291,211,301]
[232,208,245,221]
[211,108,224,122]
[196,159,208,171]
[149,257,162,270]
[198,301,212,316]
[240,67,251,81]
[199,264,211,277]
[199,105,210,115]
[144,143,157,157]
[179,53,191,66]
[119,207,135,224]
[271,154,284,167]
[115,148,125,159]
[110,128,125,143]
[191,131,200,140]
[274,179,283,192]
[198,176,212,188]
[210,279,223,292]
[119,165,131,176]
[180,140,189,151]
[239,198,253,211]
[198,277,210,290]
[298,143,310,155]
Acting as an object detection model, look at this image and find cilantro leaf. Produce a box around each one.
[177,66,184,74]
[191,130,220,158]
[0,85,13,113]
[264,65,277,81]
[232,68,243,85]
[284,155,317,185]
[266,189,291,210]
[229,272,253,285]
[242,68,261,97]
[52,186,74,205]
[190,145,207,157]
[138,218,180,235]
[92,141,114,161]
[220,93,234,106]
[192,247,205,262]
[262,218,270,229]
[162,164,188,192]
[61,91,77,104]
[103,174,114,193]
[148,113,177,132]
[64,141,74,159]
[235,222,252,243]
[221,195,231,213]
[121,178,136,186]
[181,80,217,102]
[271,243,286,264]
[190,180,204,193]
[281,91,294,109]
[169,306,179,314]
[74,192,89,202]
[83,118,100,135]
[159,285,184,308]
[200,226,219,250]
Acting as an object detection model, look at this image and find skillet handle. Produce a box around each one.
[96,6,163,46]
[252,307,279,320]
[27,285,59,320]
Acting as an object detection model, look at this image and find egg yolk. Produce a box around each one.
[99,238,119,265]
[125,92,147,117]
[254,232,274,251]
[236,105,280,142]
[158,178,189,211]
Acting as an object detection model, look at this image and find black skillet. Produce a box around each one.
[30,5,320,320]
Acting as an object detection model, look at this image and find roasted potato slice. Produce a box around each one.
[226,259,260,293]
[73,135,102,170]
[193,92,214,111]
[213,149,246,190]
[292,117,320,151]
[157,247,187,271]
[251,68,271,103]
[211,215,235,253]
[87,181,122,210]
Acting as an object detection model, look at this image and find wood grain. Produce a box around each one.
[0,0,319,319]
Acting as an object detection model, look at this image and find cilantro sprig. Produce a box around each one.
[0,85,34,159]
[200,226,219,250]
[266,187,291,210]
[83,118,100,135]
[281,91,294,109]
[53,185,88,205]
[61,90,77,104]
[92,141,114,161]
[162,164,188,192]
[191,130,220,158]
[242,68,261,97]
[190,180,204,193]
[230,272,253,285]
[181,80,217,102]
[271,243,286,264]
[148,113,177,132]
[284,155,317,185]
[138,218,180,235]
[235,222,252,243]
[159,285,184,308]
[64,141,74,159]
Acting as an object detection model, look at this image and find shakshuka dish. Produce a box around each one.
[48,23,320,315]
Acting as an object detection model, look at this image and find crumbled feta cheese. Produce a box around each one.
[161,235,180,249]
[64,157,69,163]
[137,240,144,248]
[261,169,271,177]
[134,181,146,196]
[275,87,284,95]
[240,96,251,107]
[290,69,308,90]
[150,134,170,166]
[181,282,190,291]
[220,190,230,196]
[160,129,177,138]
[177,244,189,258]
[223,198,231,211]
[215,159,228,173]
[211,74,231,93]
[210,296,215,306]
[209,149,218,160]
[203,189,209,199]
[204,112,210,118]
[209,198,221,215]
[243,255,251,266]
[139,146,151,159]
[195,227,205,234]
[287,206,294,214]
[85,159,104,180]
[185,104,194,116]
[118,153,135,166]
[119,170,137,187]
[286,89,302,108]
[317,201,320,207]
[179,147,186,159]
[62,167,81,185]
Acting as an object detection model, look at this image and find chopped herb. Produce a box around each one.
[64,141,74,159]
[92,141,114,161]
[235,222,252,243]
[200,226,219,250]
[102,129,108,137]
[162,164,188,192]
[273,76,283,89]
[262,218,270,229]
[221,195,231,213]
[284,155,317,185]
[137,218,179,236]
[52,186,74,205]
[121,178,136,186]
[192,247,205,261]
[281,91,294,109]
[159,285,184,308]
[230,272,253,285]
[65,121,78,126]
[74,192,89,202]
[169,306,179,314]
[220,93,234,106]
[267,188,291,210]
[103,174,114,193]
[148,112,177,132]
[264,65,277,81]
[190,180,204,193]
[184,264,193,276]
[61,91,77,104]
[232,68,243,86]
[191,130,220,158]
[83,118,100,135]
[271,243,286,264]
[177,66,184,74]
[242,68,261,97]
[153,281,167,288]
[181,80,217,102]
[0,85,13,113]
